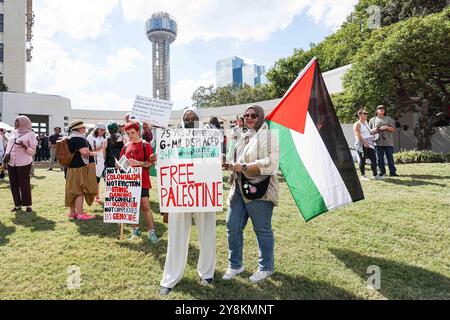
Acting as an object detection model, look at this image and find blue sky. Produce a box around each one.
[27,0,358,111]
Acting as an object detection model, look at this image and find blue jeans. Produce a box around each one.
[226,186,275,271]
[375,146,397,175]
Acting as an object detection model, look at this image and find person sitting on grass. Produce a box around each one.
[120,121,158,244]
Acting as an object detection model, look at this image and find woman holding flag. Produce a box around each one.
[224,105,280,283]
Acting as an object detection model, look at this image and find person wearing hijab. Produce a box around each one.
[4,116,37,212]
[159,107,217,296]
[223,105,280,283]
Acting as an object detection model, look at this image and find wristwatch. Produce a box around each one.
[242,163,248,172]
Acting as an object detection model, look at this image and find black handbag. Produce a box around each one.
[240,173,271,200]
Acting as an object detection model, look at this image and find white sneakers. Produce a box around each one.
[360,175,370,181]
[249,270,274,283]
[222,266,245,280]
[222,267,274,283]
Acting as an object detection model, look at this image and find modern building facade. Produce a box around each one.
[216,56,266,88]
[146,12,177,101]
[242,63,266,88]
[0,0,33,93]
[216,56,244,88]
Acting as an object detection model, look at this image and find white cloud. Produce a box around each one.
[103,48,146,81]
[28,0,359,110]
[35,0,119,40]
[171,70,215,109]
[71,92,134,110]
[120,0,358,44]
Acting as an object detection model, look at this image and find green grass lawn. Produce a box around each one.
[0,163,449,300]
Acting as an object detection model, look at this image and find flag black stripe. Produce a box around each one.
[307,63,364,203]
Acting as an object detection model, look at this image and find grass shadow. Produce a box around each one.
[173,271,359,300]
[73,216,121,239]
[399,174,450,181]
[0,223,16,246]
[118,236,201,271]
[330,248,450,300]
[381,177,447,188]
[13,211,55,232]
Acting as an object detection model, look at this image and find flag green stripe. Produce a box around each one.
[268,121,328,222]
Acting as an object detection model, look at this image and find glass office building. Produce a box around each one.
[216,56,244,88]
[216,56,266,88]
[243,64,266,88]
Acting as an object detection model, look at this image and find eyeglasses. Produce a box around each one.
[244,113,258,120]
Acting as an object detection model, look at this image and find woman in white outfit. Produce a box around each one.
[87,122,106,203]
[159,108,216,296]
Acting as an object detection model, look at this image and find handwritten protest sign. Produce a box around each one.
[132,95,174,128]
[104,167,142,224]
[156,128,223,213]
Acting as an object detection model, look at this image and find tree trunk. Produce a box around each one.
[413,99,435,150]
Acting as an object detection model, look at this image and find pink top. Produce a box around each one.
[5,130,37,167]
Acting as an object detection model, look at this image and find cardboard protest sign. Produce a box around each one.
[104,167,142,224]
[156,128,223,213]
[132,95,174,128]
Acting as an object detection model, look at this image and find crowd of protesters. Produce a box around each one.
[0,104,402,296]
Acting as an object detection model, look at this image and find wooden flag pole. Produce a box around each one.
[119,223,124,240]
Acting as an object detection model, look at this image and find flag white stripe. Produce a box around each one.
[290,112,353,210]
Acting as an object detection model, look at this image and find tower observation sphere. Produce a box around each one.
[146,12,177,101]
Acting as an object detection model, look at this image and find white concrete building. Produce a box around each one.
[0,0,32,93]
[0,91,71,134]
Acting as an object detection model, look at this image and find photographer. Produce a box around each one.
[369,105,398,177]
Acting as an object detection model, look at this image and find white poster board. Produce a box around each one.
[156,128,223,213]
[132,95,174,128]
[103,167,142,224]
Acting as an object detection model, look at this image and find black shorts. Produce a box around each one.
[141,188,149,198]
[96,176,101,183]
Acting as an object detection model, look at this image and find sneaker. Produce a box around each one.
[159,286,172,296]
[200,277,214,286]
[25,207,32,213]
[67,211,78,220]
[47,168,53,171]
[77,213,96,221]
[11,207,21,212]
[376,174,386,179]
[222,267,245,280]
[360,175,370,181]
[249,270,274,283]
[148,230,159,244]
[128,228,142,240]
[390,173,399,177]
[373,176,381,180]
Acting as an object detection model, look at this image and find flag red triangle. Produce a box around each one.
[266,60,317,134]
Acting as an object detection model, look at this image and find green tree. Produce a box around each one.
[266,0,447,98]
[191,85,215,108]
[344,9,450,150]
[382,0,448,26]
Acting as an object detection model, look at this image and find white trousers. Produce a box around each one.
[160,212,216,289]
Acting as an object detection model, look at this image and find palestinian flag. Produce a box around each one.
[266,58,364,222]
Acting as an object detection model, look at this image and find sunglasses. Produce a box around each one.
[244,113,258,120]
[361,112,368,115]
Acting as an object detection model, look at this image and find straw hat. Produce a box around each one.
[69,119,86,130]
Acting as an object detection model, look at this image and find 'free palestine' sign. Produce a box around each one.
[156,128,223,213]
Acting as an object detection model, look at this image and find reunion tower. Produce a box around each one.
[146,12,177,101]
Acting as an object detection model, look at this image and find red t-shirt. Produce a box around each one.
[120,140,153,189]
